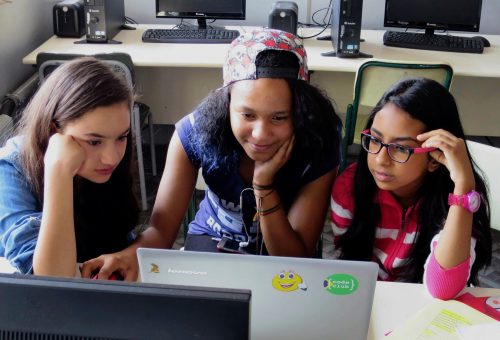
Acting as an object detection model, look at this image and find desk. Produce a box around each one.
[0,257,16,274]
[368,281,500,340]
[23,25,500,136]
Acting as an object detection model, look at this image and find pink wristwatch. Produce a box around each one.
[448,190,481,213]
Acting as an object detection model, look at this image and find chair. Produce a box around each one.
[466,141,500,231]
[341,60,454,170]
[0,114,12,146]
[36,52,157,211]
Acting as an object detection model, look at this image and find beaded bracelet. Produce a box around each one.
[259,201,281,216]
[252,182,274,191]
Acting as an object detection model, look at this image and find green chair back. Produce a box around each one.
[341,60,453,170]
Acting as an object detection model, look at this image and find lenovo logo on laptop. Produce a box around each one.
[167,267,208,276]
[148,262,208,276]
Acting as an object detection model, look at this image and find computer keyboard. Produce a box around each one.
[142,28,240,44]
[383,31,484,54]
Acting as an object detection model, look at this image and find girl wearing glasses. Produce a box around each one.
[331,78,491,299]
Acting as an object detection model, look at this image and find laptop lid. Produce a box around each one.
[138,248,378,340]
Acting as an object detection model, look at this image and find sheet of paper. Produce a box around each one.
[386,299,496,340]
[457,322,500,340]
[0,257,16,273]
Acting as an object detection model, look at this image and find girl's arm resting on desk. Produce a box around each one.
[418,130,476,299]
[81,132,198,280]
[149,132,198,248]
[419,130,476,268]
[252,136,337,257]
[423,232,476,300]
[33,168,76,276]
[257,169,337,257]
[33,134,85,277]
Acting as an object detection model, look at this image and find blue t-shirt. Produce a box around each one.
[176,112,340,243]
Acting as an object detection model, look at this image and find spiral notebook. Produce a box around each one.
[138,248,378,340]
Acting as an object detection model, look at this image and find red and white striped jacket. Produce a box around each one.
[330,163,474,299]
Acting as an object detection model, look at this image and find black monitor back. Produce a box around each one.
[0,273,250,340]
[384,0,482,33]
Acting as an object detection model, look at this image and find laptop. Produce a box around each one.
[138,248,378,340]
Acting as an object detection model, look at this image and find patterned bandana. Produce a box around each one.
[223,28,308,87]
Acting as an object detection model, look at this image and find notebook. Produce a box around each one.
[138,248,378,340]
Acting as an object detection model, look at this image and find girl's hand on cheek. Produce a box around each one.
[253,135,294,185]
[44,133,86,177]
[417,129,475,190]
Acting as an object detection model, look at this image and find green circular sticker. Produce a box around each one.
[323,274,359,295]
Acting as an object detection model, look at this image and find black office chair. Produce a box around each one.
[36,52,157,211]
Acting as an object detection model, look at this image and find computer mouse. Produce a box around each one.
[472,36,490,47]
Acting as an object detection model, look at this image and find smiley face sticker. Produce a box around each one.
[272,270,308,292]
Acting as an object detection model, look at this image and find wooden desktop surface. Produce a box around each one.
[22,25,500,136]
[22,25,500,78]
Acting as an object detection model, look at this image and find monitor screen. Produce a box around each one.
[156,0,246,28]
[384,0,482,33]
[0,273,250,340]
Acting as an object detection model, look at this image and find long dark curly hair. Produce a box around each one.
[190,50,342,174]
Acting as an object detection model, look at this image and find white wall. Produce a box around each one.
[0,0,59,98]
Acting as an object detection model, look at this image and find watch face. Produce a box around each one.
[468,191,481,212]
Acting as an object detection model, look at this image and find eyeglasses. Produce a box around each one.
[361,129,437,163]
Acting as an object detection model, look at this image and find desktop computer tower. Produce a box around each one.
[268,1,298,35]
[326,0,370,58]
[83,0,124,43]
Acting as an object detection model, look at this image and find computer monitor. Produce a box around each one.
[384,0,483,35]
[156,0,246,29]
[0,273,251,340]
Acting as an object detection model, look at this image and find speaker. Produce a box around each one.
[322,0,372,58]
[82,0,124,43]
[53,0,85,38]
[268,1,298,35]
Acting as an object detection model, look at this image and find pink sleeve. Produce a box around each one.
[423,232,476,300]
[330,165,356,242]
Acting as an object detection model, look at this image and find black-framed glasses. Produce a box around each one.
[361,129,437,163]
